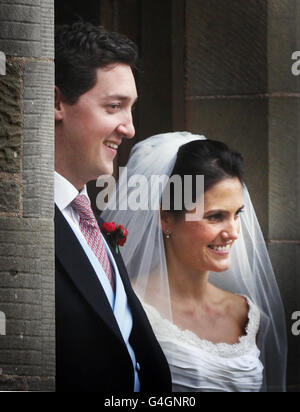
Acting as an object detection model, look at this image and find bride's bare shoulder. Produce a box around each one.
[210,285,249,327]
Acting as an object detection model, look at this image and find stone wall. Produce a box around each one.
[0,0,55,391]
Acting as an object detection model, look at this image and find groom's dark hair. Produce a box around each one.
[166,139,244,217]
[55,21,138,104]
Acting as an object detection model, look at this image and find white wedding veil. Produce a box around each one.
[101,131,287,392]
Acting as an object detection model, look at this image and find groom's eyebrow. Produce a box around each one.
[104,94,138,104]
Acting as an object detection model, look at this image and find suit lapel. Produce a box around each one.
[55,206,124,343]
[97,216,134,294]
[98,216,146,324]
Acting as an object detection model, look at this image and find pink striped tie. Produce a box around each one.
[71,194,115,291]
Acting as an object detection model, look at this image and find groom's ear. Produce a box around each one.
[55,86,64,122]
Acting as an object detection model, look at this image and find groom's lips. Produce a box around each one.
[103,140,121,157]
[104,141,121,150]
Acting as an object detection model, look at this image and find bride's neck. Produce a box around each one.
[167,259,210,303]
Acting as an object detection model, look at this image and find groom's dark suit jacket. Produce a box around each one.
[55,206,172,392]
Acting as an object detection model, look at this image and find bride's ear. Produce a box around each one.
[160,210,173,235]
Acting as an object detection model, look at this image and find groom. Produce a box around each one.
[54,22,171,392]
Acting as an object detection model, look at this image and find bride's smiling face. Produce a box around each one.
[162,177,244,274]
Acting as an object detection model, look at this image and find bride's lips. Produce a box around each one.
[207,244,232,256]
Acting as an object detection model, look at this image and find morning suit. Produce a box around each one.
[55,190,172,392]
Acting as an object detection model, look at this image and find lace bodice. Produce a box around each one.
[142,295,264,392]
[143,295,260,358]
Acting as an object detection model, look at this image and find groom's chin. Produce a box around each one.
[96,163,114,179]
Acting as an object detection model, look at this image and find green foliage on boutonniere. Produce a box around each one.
[101,222,128,254]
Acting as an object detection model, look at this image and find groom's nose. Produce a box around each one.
[117,111,135,140]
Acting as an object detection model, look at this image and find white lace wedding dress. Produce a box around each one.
[142,296,263,392]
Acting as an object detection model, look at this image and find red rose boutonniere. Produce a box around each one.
[101,222,128,254]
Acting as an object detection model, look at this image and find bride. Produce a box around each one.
[101,132,287,392]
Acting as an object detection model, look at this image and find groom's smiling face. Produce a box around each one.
[55,63,138,190]
[163,177,244,275]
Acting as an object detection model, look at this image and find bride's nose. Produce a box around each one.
[221,219,240,241]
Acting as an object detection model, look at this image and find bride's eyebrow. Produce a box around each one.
[205,209,225,215]
[204,205,245,216]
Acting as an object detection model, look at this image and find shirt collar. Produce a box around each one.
[54,171,90,211]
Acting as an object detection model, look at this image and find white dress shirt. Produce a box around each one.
[54,172,140,392]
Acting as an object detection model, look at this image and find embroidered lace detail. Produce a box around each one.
[142,295,261,359]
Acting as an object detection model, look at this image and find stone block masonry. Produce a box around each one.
[0,1,55,392]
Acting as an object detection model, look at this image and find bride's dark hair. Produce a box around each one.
[166,139,244,216]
